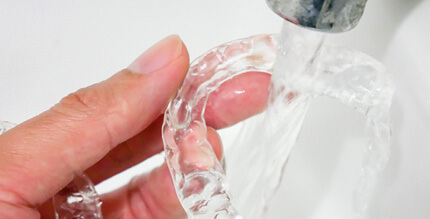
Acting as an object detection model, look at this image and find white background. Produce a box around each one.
[0,0,429,218]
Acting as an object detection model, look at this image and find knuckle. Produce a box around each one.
[59,87,106,115]
[51,82,130,149]
[54,82,128,120]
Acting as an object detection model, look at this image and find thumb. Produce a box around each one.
[0,35,189,212]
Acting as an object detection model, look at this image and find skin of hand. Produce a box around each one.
[0,35,271,218]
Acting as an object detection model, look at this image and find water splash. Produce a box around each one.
[163,21,393,218]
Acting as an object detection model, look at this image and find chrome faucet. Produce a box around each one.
[266,0,368,32]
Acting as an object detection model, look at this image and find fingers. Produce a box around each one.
[37,126,223,219]
[84,72,269,184]
[90,58,270,218]
[87,115,224,185]
[0,35,189,208]
[100,127,223,219]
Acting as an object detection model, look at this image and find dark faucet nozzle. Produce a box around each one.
[266,0,368,33]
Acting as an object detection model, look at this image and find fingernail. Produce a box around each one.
[127,35,183,74]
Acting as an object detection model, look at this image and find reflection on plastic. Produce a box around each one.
[52,174,102,219]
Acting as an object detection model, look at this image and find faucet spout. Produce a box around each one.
[266,0,368,33]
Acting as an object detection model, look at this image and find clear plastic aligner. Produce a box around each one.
[162,35,278,218]
[163,21,393,218]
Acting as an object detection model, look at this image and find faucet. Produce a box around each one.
[266,0,368,32]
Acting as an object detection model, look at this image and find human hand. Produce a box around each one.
[0,35,270,218]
